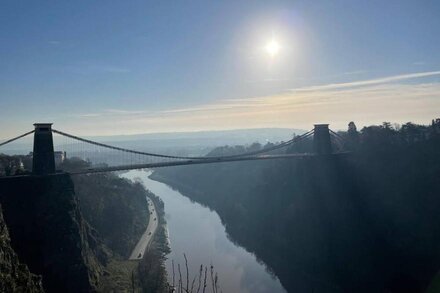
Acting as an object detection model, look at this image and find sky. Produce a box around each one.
[1,0,440,139]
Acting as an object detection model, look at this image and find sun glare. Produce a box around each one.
[265,39,280,58]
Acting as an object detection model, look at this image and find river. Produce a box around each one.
[122,169,285,293]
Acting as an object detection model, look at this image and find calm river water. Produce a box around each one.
[122,169,285,293]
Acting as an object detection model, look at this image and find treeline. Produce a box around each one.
[136,178,170,293]
[0,154,32,176]
[152,119,440,293]
[0,154,170,291]
[59,158,149,257]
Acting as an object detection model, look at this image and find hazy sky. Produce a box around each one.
[1,0,439,138]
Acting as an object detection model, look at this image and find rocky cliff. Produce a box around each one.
[0,174,104,292]
[0,203,44,292]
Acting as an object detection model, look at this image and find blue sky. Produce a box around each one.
[1,0,440,138]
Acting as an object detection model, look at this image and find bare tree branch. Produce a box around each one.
[196,265,202,293]
[169,257,221,293]
[210,265,215,293]
[202,266,207,293]
[172,260,175,288]
[184,253,189,292]
[178,264,183,293]
[190,275,196,293]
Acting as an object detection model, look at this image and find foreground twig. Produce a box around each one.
[172,260,175,288]
[184,253,189,292]
[210,265,215,293]
[202,266,207,293]
[171,255,221,293]
[190,275,196,293]
[196,264,203,293]
[178,264,183,293]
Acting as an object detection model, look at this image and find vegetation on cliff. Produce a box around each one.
[0,155,170,292]
[72,172,149,258]
[60,159,169,292]
[152,119,440,292]
[136,193,169,293]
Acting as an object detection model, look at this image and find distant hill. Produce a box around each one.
[90,127,304,145]
[87,128,306,155]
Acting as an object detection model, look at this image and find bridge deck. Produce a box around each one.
[1,125,350,177]
[68,152,351,175]
[0,152,351,178]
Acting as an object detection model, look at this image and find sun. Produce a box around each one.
[265,39,280,58]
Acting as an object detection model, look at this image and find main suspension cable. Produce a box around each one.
[0,130,35,147]
[52,128,314,160]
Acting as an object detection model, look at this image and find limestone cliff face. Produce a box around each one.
[0,204,44,292]
[0,174,104,292]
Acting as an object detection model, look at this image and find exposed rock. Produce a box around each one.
[0,204,44,292]
[0,174,104,292]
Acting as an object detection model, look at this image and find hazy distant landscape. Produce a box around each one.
[0,128,304,156]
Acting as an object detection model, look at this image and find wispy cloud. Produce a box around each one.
[76,113,102,118]
[48,40,61,45]
[73,109,150,118]
[66,64,131,75]
[289,70,440,92]
[342,70,367,76]
[245,77,295,84]
[69,70,440,135]
[105,109,150,115]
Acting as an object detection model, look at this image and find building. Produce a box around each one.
[54,151,66,166]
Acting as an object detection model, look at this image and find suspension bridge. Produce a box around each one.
[0,123,348,177]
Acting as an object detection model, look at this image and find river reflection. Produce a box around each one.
[122,169,285,293]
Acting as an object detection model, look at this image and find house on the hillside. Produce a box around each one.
[54,151,66,166]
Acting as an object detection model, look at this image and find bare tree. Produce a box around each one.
[171,255,221,293]
[184,254,189,292]
[210,265,216,293]
[178,264,183,293]
[190,275,196,293]
[202,266,208,293]
[172,260,175,289]
[196,265,202,293]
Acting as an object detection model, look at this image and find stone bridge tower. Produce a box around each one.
[313,124,332,155]
[32,123,55,175]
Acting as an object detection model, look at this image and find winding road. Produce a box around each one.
[129,196,158,260]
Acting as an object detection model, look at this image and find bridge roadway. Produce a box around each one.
[68,152,351,175]
[0,152,351,179]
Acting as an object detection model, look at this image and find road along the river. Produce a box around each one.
[129,196,158,260]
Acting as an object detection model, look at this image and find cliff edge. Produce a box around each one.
[0,174,104,292]
[0,203,44,292]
